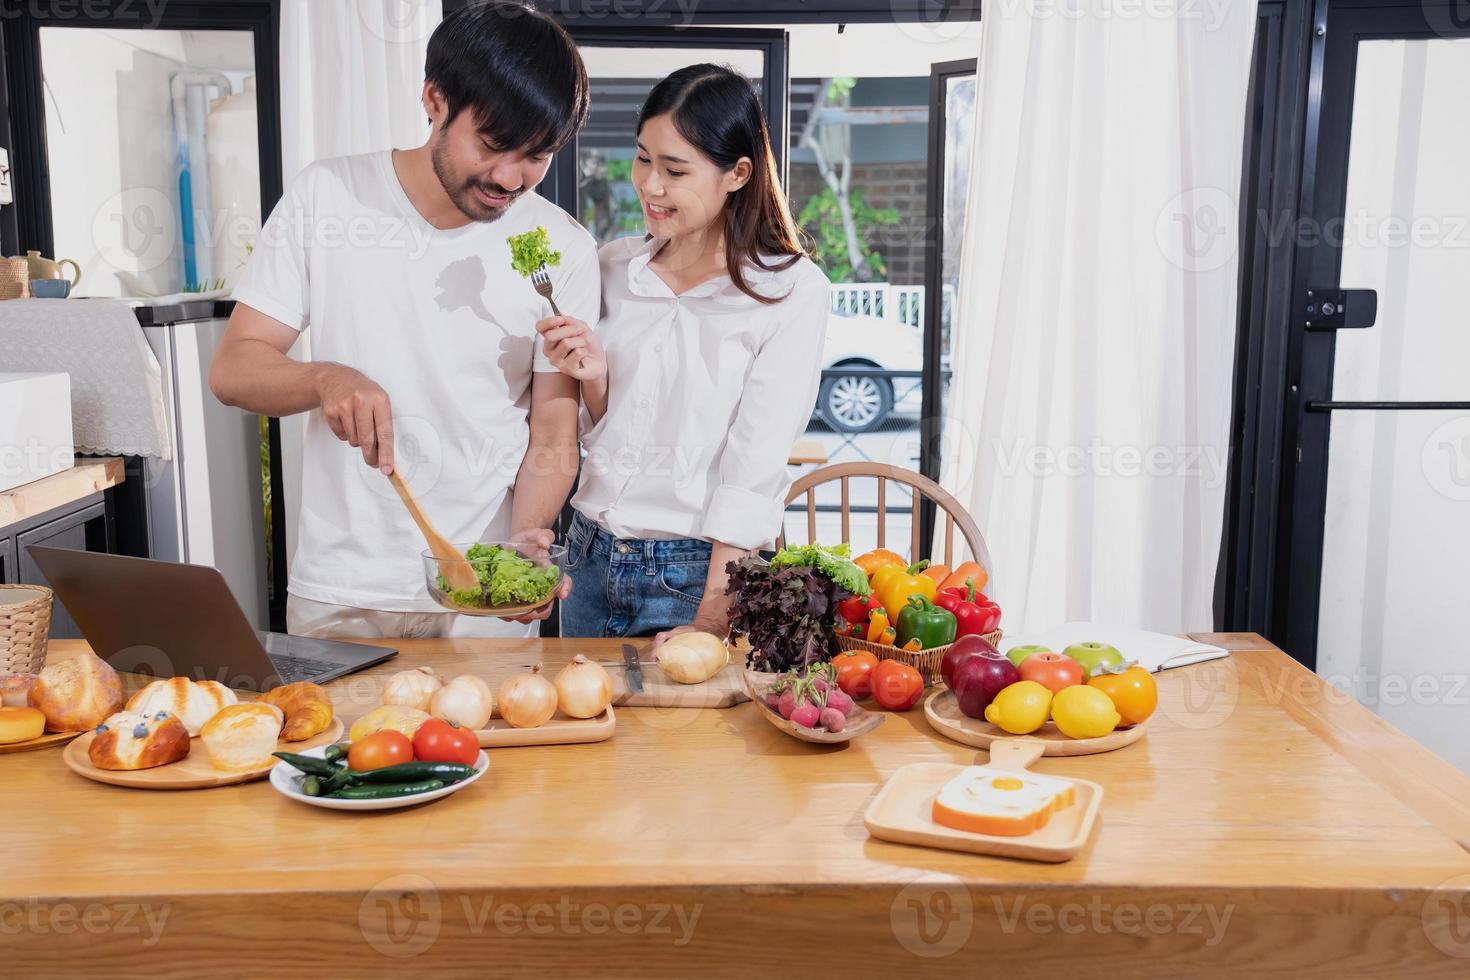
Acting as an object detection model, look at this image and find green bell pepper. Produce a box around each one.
[893,595,958,650]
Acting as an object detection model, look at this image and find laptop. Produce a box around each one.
[27,546,397,691]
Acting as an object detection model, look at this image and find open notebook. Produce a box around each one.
[997,624,1230,673]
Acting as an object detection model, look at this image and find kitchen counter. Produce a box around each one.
[0,457,124,530]
[8,634,1470,977]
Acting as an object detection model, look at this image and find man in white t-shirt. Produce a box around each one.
[210,3,595,639]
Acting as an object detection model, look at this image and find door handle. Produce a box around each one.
[1304,288,1377,330]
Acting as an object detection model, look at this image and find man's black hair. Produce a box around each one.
[425,1,589,155]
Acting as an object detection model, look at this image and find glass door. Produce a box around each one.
[551,28,787,245]
[920,58,977,552]
[1282,4,1470,772]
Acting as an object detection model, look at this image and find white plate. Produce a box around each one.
[269,745,490,811]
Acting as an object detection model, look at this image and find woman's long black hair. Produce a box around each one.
[638,64,807,304]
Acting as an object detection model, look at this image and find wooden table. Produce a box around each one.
[8,634,1470,977]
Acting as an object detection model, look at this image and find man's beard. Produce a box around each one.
[431,131,523,222]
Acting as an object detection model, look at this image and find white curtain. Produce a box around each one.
[940,2,1259,634]
[277,0,442,565]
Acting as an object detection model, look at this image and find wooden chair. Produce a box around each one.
[776,462,993,574]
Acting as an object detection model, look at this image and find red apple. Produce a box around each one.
[952,651,1021,719]
[941,633,1002,688]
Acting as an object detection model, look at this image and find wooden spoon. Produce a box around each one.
[387,469,480,592]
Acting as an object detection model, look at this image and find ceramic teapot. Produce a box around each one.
[23,250,81,285]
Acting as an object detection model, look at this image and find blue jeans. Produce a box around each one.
[559,511,711,638]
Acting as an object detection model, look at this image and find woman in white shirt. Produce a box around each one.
[536,63,830,643]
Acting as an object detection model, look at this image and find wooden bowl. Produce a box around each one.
[743,669,885,744]
[924,688,1146,756]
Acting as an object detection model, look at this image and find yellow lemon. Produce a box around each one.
[983,680,1052,734]
[1050,685,1121,739]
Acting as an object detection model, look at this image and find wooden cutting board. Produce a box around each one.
[600,661,750,709]
[62,718,344,790]
[864,738,1104,863]
[475,707,615,747]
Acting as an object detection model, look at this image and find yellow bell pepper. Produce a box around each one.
[872,561,938,622]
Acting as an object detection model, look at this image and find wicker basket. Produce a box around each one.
[835,629,1003,685]
[0,256,30,300]
[0,585,54,674]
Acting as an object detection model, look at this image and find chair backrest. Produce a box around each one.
[777,462,993,575]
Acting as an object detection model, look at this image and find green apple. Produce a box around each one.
[1063,641,1126,679]
[1005,644,1052,669]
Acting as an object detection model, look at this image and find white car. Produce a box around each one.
[816,311,925,433]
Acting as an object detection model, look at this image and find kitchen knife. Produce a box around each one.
[621,643,646,695]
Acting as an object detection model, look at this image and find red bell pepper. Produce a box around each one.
[934,578,1001,638]
[837,593,882,630]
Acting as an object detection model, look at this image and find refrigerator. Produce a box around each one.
[135,299,269,628]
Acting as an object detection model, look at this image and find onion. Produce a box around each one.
[381,666,442,711]
[553,655,612,719]
[497,666,557,729]
[430,674,494,730]
[655,632,728,684]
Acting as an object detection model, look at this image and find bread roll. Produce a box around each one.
[200,702,283,772]
[0,706,45,744]
[87,710,191,770]
[29,653,124,732]
[126,678,238,736]
[254,681,333,741]
[0,673,37,708]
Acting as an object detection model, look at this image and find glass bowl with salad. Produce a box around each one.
[424,541,565,617]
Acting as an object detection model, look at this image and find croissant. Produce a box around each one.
[255,681,334,741]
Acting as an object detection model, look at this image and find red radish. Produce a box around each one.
[810,678,830,694]
[825,687,856,717]
[819,707,846,733]
[763,693,782,711]
[791,704,821,728]
[778,689,798,719]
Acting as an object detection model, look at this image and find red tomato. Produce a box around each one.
[347,730,413,771]
[412,717,479,766]
[831,650,879,699]
[871,659,925,711]
[1018,652,1085,694]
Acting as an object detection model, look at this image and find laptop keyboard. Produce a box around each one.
[268,654,349,683]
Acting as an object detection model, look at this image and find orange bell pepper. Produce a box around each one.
[855,549,907,579]
[871,561,938,622]
[938,561,988,595]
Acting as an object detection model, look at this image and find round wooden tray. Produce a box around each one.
[0,729,82,755]
[63,718,344,789]
[924,688,1146,756]
[743,670,885,744]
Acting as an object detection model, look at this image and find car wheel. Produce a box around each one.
[818,371,894,433]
